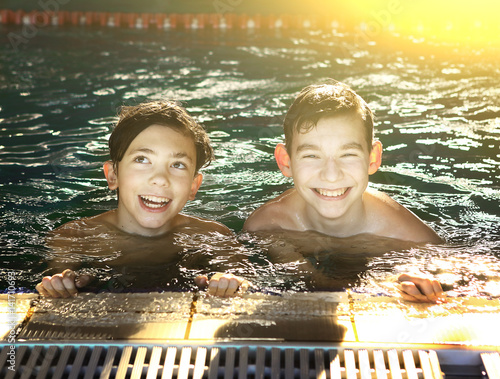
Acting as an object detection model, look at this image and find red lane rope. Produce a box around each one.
[0,9,334,30]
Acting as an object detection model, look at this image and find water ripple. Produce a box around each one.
[0,113,43,124]
[1,27,499,293]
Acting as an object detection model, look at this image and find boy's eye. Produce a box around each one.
[134,156,150,164]
[172,161,187,169]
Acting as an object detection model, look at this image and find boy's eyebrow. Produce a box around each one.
[128,148,194,161]
[295,142,365,152]
[128,147,155,155]
[295,143,320,153]
[341,142,365,150]
[172,151,194,162]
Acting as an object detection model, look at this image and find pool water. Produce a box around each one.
[1,26,499,296]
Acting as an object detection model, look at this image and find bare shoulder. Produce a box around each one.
[365,189,443,244]
[179,214,233,236]
[46,212,119,257]
[51,211,115,237]
[243,189,297,232]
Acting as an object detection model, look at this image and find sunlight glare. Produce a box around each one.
[317,0,499,46]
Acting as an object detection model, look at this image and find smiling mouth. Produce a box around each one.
[315,187,348,198]
[140,195,170,209]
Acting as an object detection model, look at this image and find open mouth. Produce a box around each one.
[139,195,170,209]
[315,187,349,198]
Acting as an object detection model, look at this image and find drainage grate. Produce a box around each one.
[0,344,460,378]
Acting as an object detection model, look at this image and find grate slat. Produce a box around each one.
[481,352,500,379]
[116,345,132,379]
[53,345,73,379]
[271,347,281,379]
[373,350,388,379]
[0,345,10,371]
[419,350,434,379]
[428,351,443,379]
[99,345,117,379]
[178,347,192,379]
[329,350,342,379]
[238,346,249,379]
[300,348,309,379]
[285,348,294,379]
[224,347,236,379]
[161,346,177,379]
[131,346,147,379]
[146,346,163,379]
[7,345,28,379]
[36,345,58,379]
[314,349,326,379]
[208,347,220,379]
[403,350,419,379]
[255,346,266,379]
[344,349,357,379]
[69,345,88,379]
[358,349,372,379]
[84,345,103,379]
[193,346,207,379]
[387,349,403,379]
[20,345,42,379]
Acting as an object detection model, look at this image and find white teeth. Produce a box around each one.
[140,195,170,208]
[317,188,347,197]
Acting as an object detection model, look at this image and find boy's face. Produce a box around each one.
[104,124,202,236]
[276,113,381,223]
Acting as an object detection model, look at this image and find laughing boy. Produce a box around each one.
[36,101,249,298]
[244,80,444,302]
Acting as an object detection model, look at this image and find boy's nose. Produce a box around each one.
[149,168,170,187]
[321,158,343,182]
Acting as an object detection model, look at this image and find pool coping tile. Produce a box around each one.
[1,291,498,346]
[0,294,38,341]
[349,293,500,346]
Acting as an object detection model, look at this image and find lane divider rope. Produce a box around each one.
[0,9,340,30]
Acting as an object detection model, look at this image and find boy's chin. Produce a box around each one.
[317,210,347,221]
[308,203,349,221]
[132,219,172,236]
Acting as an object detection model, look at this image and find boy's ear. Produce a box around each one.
[188,173,203,200]
[368,140,382,175]
[103,161,118,190]
[274,143,293,177]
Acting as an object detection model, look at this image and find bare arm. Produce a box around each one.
[178,225,255,297]
[366,189,444,244]
[36,218,107,297]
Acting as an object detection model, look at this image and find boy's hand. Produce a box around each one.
[195,273,251,298]
[394,273,446,303]
[35,269,92,298]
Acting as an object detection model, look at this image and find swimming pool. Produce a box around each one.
[1,25,499,297]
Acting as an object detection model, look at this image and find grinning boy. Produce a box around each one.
[243,80,444,302]
[36,100,248,298]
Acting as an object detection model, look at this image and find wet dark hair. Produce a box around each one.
[283,80,374,153]
[108,100,214,174]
